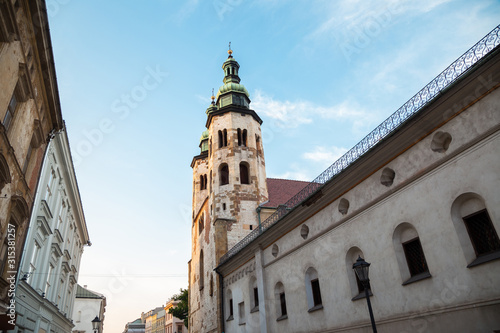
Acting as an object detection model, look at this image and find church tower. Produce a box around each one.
[189,48,269,333]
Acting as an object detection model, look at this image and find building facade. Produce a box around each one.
[190,27,500,332]
[0,0,64,323]
[143,306,164,333]
[72,285,106,333]
[123,318,145,333]
[165,300,187,333]
[13,128,90,332]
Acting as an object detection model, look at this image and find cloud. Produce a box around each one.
[173,0,200,23]
[252,90,372,131]
[303,146,348,168]
[270,168,311,182]
[309,0,452,41]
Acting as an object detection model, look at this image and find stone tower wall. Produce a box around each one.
[190,108,268,333]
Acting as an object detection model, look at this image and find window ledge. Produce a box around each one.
[307,304,323,313]
[467,251,500,268]
[351,290,373,301]
[402,271,432,286]
[250,306,259,313]
[276,314,288,321]
[226,315,233,322]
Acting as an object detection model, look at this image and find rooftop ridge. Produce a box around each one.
[219,25,500,265]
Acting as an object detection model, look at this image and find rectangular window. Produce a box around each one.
[3,93,17,130]
[28,243,40,283]
[238,302,245,324]
[22,143,33,173]
[45,264,53,296]
[279,292,287,316]
[403,238,429,276]
[463,209,500,256]
[229,298,233,317]
[253,287,259,307]
[311,279,322,306]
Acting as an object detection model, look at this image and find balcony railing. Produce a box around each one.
[219,25,500,265]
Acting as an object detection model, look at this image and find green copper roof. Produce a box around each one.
[200,129,209,141]
[200,129,209,153]
[206,102,217,115]
[216,82,250,99]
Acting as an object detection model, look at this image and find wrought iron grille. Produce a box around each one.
[463,209,500,256]
[219,25,500,265]
[403,238,429,277]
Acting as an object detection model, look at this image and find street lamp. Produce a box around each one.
[91,316,101,333]
[352,256,377,333]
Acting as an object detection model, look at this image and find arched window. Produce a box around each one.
[227,289,234,320]
[236,129,248,147]
[239,162,249,184]
[198,213,204,234]
[393,222,431,285]
[346,247,372,300]
[242,129,247,147]
[199,250,204,290]
[200,175,205,190]
[220,164,229,185]
[274,282,287,321]
[451,193,500,267]
[209,273,214,297]
[249,276,259,312]
[305,267,323,311]
[218,130,223,148]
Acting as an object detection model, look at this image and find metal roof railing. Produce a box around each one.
[219,25,500,265]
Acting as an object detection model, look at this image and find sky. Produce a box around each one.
[46,1,500,332]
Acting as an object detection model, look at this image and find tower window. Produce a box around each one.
[220,164,229,185]
[198,213,204,234]
[218,130,223,148]
[200,175,206,190]
[237,129,248,147]
[223,129,228,147]
[240,163,249,184]
[199,250,204,290]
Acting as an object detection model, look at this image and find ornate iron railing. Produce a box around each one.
[219,25,500,264]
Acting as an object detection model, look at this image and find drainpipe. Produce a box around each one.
[215,268,225,333]
[256,201,269,234]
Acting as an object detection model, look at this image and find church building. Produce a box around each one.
[189,26,500,333]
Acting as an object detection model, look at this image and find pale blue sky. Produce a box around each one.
[47,1,500,331]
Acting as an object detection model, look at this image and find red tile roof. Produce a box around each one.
[262,178,310,208]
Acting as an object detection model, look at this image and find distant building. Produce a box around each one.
[165,300,187,333]
[0,0,64,325]
[14,128,90,333]
[123,318,145,333]
[72,285,106,333]
[142,306,164,333]
[189,27,500,332]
